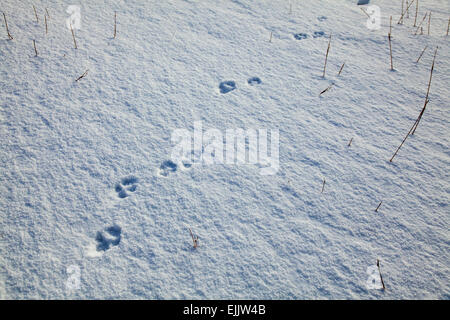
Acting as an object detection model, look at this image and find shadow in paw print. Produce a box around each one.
[96,225,122,252]
[248,77,262,85]
[313,31,326,38]
[182,160,192,169]
[294,33,308,40]
[219,81,236,94]
[159,160,178,177]
[115,176,138,198]
[317,16,327,22]
[122,176,138,186]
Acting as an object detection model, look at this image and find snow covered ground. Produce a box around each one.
[0,0,449,299]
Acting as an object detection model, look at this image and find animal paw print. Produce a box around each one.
[95,225,122,252]
[313,31,326,38]
[293,31,326,40]
[115,176,138,198]
[180,159,193,170]
[219,81,236,94]
[158,160,178,177]
[247,77,262,85]
[219,78,262,93]
[294,33,308,40]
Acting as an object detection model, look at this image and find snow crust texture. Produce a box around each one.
[0,0,449,299]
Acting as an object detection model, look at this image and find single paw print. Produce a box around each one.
[181,160,192,169]
[219,81,236,94]
[294,33,308,40]
[313,31,326,38]
[95,225,122,252]
[158,160,178,177]
[115,176,138,198]
[247,77,262,85]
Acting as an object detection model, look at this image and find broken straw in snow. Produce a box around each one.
[33,40,38,56]
[377,259,386,290]
[75,70,89,82]
[390,47,438,161]
[322,34,331,78]
[3,12,13,39]
[33,5,39,23]
[189,228,199,248]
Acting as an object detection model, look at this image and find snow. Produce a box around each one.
[0,0,449,299]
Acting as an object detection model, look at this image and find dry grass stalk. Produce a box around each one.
[321,178,326,193]
[319,84,333,96]
[45,14,47,34]
[75,69,89,81]
[414,0,418,27]
[337,62,345,76]
[322,34,331,78]
[389,99,428,162]
[348,137,353,147]
[70,23,77,49]
[3,13,13,40]
[33,5,39,23]
[388,33,393,70]
[390,16,392,34]
[416,45,427,63]
[377,260,386,290]
[114,12,117,39]
[411,47,437,135]
[447,17,450,36]
[427,11,431,35]
[400,0,404,24]
[397,0,414,24]
[375,201,382,212]
[390,47,437,161]
[360,7,370,19]
[33,39,38,56]
[414,12,428,35]
[189,228,199,248]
